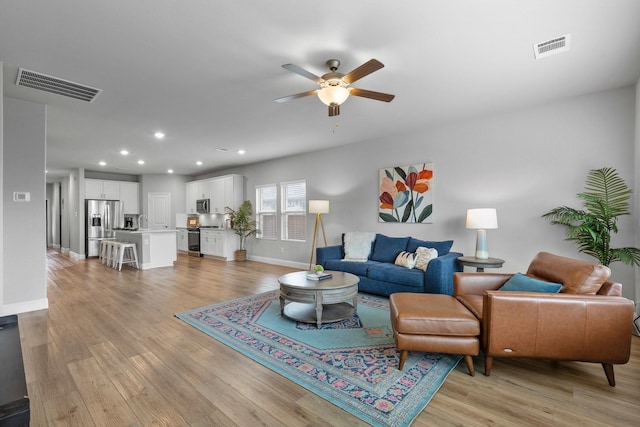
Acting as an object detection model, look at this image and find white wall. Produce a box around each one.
[208,85,637,302]
[2,96,48,315]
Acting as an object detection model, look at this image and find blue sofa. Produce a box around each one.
[316,234,463,296]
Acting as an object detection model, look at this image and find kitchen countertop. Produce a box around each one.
[116,229,177,234]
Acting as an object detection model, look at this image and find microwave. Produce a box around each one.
[196,199,210,214]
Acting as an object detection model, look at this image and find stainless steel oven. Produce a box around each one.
[187,227,202,257]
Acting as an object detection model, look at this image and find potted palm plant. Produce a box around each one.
[542,167,640,267]
[225,200,259,261]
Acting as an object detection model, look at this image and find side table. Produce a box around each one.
[457,256,505,272]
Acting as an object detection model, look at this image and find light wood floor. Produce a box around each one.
[16,249,640,426]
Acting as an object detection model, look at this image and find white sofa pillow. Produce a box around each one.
[343,232,376,262]
[414,247,438,271]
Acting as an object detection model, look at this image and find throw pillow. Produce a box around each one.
[370,234,410,263]
[499,273,562,293]
[342,232,376,262]
[406,238,453,256]
[394,251,417,269]
[414,247,438,271]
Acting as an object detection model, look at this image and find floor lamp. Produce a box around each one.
[309,200,329,270]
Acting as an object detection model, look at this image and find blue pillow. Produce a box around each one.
[407,238,453,256]
[499,273,562,293]
[370,234,410,263]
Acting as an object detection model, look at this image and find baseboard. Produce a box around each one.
[61,247,69,254]
[69,251,86,260]
[0,298,49,316]
[248,255,308,270]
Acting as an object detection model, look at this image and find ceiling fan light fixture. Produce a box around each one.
[317,81,350,106]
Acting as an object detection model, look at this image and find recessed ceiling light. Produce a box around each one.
[196,161,203,166]
[238,149,246,155]
[45,170,48,173]
[99,161,106,166]
[138,160,145,165]
[154,131,165,139]
[167,169,174,174]
[120,150,129,155]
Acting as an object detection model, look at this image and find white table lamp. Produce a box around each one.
[466,208,498,260]
[309,200,330,269]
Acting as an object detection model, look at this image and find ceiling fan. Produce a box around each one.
[275,58,395,117]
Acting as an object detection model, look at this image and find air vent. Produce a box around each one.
[15,68,101,102]
[533,34,571,59]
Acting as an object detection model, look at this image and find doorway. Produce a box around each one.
[148,193,171,229]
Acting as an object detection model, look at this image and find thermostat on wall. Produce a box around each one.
[13,192,31,202]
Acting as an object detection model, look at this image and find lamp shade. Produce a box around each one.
[317,85,349,106]
[466,208,498,229]
[309,200,330,214]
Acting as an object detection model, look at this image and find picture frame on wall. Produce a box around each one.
[379,162,434,223]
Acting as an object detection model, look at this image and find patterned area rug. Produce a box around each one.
[176,290,461,427]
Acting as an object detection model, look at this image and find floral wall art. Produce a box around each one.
[379,162,434,223]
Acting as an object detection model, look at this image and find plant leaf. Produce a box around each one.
[379,212,397,222]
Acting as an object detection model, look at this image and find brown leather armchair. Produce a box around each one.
[454,252,635,386]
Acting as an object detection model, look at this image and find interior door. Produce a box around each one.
[148,193,171,230]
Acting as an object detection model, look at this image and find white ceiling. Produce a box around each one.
[2,0,640,180]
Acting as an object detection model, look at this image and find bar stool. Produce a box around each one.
[115,243,139,271]
[99,240,110,264]
[108,241,122,268]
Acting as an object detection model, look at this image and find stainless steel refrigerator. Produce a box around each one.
[85,199,124,257]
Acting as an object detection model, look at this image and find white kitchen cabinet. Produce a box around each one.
[119,182,140,214]
[86,179,120,200]
[200,229,225,257]
[224,175,243,211]
[186,181,199,214]
[185,174,244,214]
[176,229,189,252]
[209,178,225,213]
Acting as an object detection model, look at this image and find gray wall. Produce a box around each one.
[140,174,190,229]
[2,96,48,315]
[0,63,4,310]
[635,78,640,310]
[206,85,638,302]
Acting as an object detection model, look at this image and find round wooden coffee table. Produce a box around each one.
[278,271,359,328]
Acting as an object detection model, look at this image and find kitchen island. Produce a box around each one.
[114,229,177,270]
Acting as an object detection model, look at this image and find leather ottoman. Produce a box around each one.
[390,293,480,376]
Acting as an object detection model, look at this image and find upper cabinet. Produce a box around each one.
[85,179,140,213]
[186,174,243,214]
[86,179,120,200]
[119,182,140,214]
[185,181,199,214]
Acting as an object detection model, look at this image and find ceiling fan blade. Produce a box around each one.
[342,59,384,84]
[274,89,319,103]
[282,64,324,84]
[350,88,395,102]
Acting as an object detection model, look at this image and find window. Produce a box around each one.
[256,184,277,240]
[281,180,306,241]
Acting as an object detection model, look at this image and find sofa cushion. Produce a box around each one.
[394,251,416,269]
[414,247,438,271]
[526,251,610,294]
[367,263,424,288]
[498,273,562,293]
[342,232,376,262]
[407,238,453,256]
[456,295,483,320]
[370,234,410,263]
[324,259,373,276]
